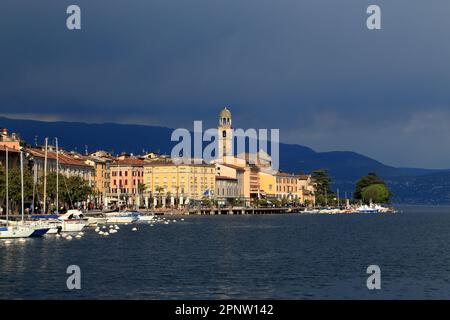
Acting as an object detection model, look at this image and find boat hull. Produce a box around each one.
[0,226,34,239]
[30,228,50,237]
[60,221,86,232]
[137,215,155,222]
[106,216,137,224]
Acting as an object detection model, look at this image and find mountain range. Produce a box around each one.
[1,116,448,204]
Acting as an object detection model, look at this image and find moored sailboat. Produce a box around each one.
[0,148,35,239]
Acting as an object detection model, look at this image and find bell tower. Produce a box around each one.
[218,106,233,159]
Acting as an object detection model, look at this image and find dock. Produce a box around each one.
[188,207,295,215]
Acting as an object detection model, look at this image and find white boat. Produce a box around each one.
[27,215,62,234]
[85,217,108,226]
[106,216,136,223]
[136,214,155,222]
[0,225,35,239]
[105,211,139,224]
[355,204,379,213]
[58,210,87,232]
[15,220,51,237]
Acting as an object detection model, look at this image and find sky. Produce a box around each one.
[1,0,450,169]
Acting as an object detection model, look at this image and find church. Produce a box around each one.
[213,107,316,207]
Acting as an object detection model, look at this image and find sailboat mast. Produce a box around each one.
[5,147,8,225]
[31,163,37,214]
[20,151,24,222]
[56,137,59,214]
[43,137,48,213]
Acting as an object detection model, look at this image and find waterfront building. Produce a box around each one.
[143,158,216,208]
[0,128,21,168]
[215,176,241,206]
[276,172,300,203]
[0,128,21,150]
[25,147,94,184]
[0,145,20,169]
[85,154,112,207]
[108,157,145,208]
[258,171,277,200]
[215,163,246,204]
[274,172,316,206]
[297,174,316,206]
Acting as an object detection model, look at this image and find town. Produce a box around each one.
[0,107,395,221]
[0,108,317,216]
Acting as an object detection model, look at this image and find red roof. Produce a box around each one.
[26,148,90,167]
[0,145,20,153]
[112,158,146,166]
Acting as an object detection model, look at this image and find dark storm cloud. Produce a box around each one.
[1,0,450,168]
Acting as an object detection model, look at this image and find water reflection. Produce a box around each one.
[1,207,450,299]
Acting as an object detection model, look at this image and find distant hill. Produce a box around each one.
[1,116,447,204]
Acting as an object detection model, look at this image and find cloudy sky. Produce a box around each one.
[1,0,450,168]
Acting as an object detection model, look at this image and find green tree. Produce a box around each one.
[271,199,281,207]
[255,198,268,207]
[202,197,216,207]
[311,169,335,206]
[0,164,34,213]
[43,175,93,209]
[64,176,93,205]
[354,172,389,200]
[361,184,390,204]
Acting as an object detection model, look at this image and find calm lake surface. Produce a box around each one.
[1,205,450,299]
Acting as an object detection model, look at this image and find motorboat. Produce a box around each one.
[58,210,87,232]
[136,213,155,222]
[105,211,139,224]
[85,216,108,227]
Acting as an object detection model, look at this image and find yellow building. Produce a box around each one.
[297,174,316,206]
[85,155,112,207]
[259,171,277,198]
[143,159,215,208]
[274,172,316,206]
[276,172,299,202]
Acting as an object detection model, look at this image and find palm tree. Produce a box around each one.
[155,186,164,208]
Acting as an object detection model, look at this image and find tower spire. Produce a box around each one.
[218,107,233,159]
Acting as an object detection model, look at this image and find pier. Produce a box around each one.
[188,207,295,215]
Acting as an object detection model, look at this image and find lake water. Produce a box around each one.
[1,205,450,299]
